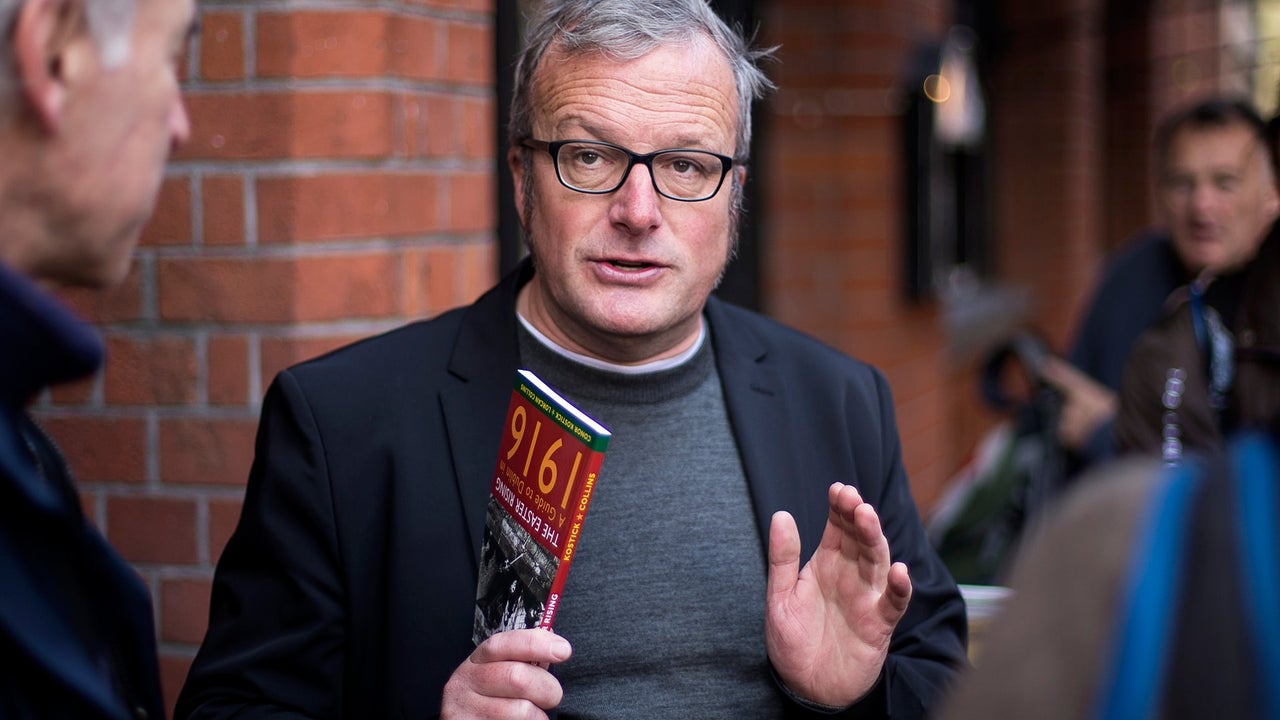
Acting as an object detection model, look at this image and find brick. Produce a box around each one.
[201,175,246,246]
[405,243,496,315]
[159,577,213,644]
[106,496,199,564]
[405,246,455,316]
[158,254,402,323]
[47,373,97,405]
[157,258,289,324]
[180,92,396,161]
[36,416,148,483]
[53,262,145,324]
[159,654,193,720]
[200,11,244,81]
[412,0,493,10]
[386,15,441,81]
[445,172,495,233]
[159,417,257,486]
[139,176,192,246]
[257,11,405,79]
[103,336,199,405]
[422,95,456,158]
[259,334,365,382]
[460,242,498,304]
[462,96,495,159]
[208,498,244,563]
[442,21,492,86]
[256,173,440,242]
[207,334,250,405]
[397,95,422,156]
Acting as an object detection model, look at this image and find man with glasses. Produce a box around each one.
[177,1,967,718]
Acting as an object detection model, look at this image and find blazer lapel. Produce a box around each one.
[706,298,822,557]
[442,262,532,566]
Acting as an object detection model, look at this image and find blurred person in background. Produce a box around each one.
[938,418,1280,720]
[940,98,1280,720]
[0,0,194,715]
[1040,97,1278,472]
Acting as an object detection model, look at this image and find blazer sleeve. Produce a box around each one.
[175,371,346,719]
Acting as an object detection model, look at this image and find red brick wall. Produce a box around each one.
[759,0,959,508]
[45,0,496,714]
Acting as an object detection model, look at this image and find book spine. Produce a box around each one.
[537,447,608,631]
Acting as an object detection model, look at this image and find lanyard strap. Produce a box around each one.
[1092,460,1201,720]
[1234,432,1280,720]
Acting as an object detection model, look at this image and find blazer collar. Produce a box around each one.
[0,262,103,409]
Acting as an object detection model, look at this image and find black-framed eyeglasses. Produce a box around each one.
[521,139,734,202]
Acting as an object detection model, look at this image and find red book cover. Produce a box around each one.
[473,368,612,645]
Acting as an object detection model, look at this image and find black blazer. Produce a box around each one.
[177,263,967,719]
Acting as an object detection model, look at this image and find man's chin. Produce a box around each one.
[79,233,142,289]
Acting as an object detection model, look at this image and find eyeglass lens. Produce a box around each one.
[554,141,726,200]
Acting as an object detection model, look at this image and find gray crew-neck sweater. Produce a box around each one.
[518,324,785,719]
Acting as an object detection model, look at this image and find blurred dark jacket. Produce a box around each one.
[0,262,164,720]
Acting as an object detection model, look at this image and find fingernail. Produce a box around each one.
[552,636,572,661]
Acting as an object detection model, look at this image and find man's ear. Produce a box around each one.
[509,144,528,224]
[13,0,84,131]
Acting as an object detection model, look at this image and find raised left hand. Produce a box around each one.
[765,482,912,707]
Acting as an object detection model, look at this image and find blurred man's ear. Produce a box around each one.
[13,0,84,132]
[1263,153,1280,221]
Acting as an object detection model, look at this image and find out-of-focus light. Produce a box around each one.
[924,73,952,103]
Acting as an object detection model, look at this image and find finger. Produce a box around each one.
[448,690,555,720]
[819,482,865,552]
[880,561,913,622]
[766,510,802,605]
[1037,356,1084,391]
[851,502,892,585]
[445,633,568,718]
[472,628,572,667]
[467,652,565,710]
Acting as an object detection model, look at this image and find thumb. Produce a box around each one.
[766,510,802,606]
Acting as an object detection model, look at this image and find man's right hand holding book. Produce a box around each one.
[441,628,572,719]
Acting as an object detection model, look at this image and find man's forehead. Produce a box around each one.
[1167,124,1267,170]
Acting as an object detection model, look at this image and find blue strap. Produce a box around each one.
[1233,433,1280,720]
[1093,462,1202,720]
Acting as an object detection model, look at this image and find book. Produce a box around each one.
[472,368,612,645]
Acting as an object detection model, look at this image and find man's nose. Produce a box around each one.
[608,162,662,234]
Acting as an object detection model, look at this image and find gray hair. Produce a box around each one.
[509,0,776,161]
[0,0,139,112]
